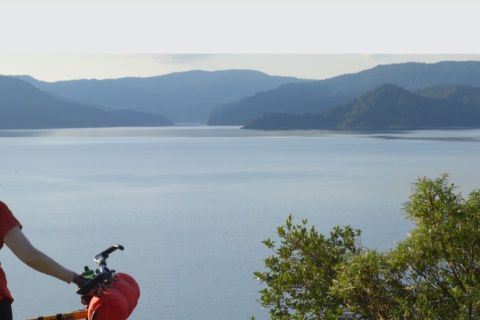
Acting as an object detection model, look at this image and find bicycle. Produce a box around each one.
[27,244,140,320]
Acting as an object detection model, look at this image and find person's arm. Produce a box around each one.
[4,226,77,284]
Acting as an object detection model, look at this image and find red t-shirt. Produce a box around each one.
[0,201,22,301]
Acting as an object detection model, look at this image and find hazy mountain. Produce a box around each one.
[0,76,173,129]
[207,84,337,125]
[210,61,480,125]
[18,70,305,123]
[244,84,480,130]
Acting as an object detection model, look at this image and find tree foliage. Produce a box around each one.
[255,175,480,319]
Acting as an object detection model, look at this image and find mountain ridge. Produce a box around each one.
[210,61,480,125]
[18,69,307,123]
[244,84,480,130]
[0,76,173,129]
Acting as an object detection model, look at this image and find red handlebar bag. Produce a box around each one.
[87,273,140,320]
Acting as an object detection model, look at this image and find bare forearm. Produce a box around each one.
[4,226,76,284]
[23,249,76,283]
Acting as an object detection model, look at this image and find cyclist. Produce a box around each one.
[0,201,84,320]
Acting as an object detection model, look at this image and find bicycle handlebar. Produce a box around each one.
[76,244,124,296]
[29,245,127,319]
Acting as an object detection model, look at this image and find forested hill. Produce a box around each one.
[18,70,305,123]
[0,76,173,129]
[244,84,480,130]
[416,84,480,107]
[210,61,480,125]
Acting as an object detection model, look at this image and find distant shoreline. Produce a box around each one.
[1,126,480,143]
[241,125,480,133]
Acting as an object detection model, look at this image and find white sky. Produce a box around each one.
[2,54,480,82]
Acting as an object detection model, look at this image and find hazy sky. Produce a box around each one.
[2,54,480,82]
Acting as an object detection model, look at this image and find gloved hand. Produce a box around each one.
[73,273,89,289]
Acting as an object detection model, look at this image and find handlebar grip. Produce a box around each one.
[94,244,124,263]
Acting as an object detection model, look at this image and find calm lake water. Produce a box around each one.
[1,126,480,320]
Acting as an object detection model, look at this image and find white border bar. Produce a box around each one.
[0,1,479,53]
